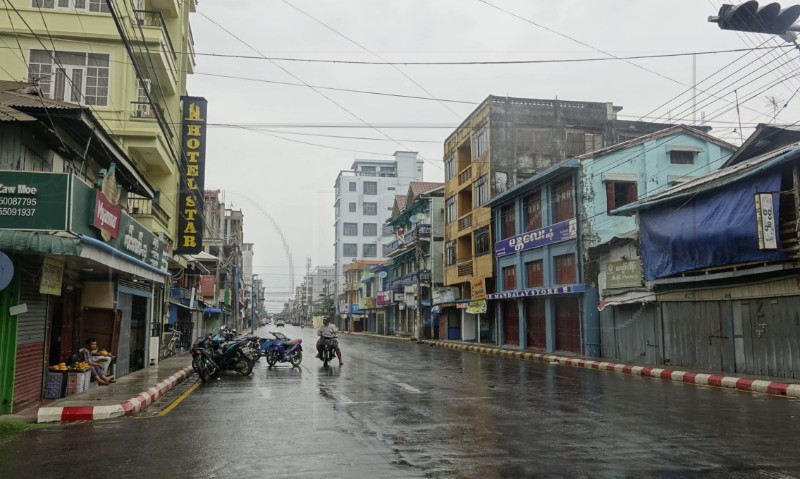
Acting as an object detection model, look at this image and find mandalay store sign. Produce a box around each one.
[176,96,208,254]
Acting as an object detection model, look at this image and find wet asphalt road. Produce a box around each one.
[2,325,800,478]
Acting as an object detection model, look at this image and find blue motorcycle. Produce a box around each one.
[260,331,302,368]
[206,331,255,377]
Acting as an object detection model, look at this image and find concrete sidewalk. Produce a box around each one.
[352,332,800,399]
[34,354,195,423]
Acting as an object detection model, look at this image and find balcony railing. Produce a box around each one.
[128,193,170,227]
[133,10,177,60]
[458,165,472,185]
[457,260,473,277]
[458,214,472,231]
[130,101,164,120]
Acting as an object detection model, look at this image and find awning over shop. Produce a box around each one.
[79,235,169,283]
[0,230,81,255]
[597,291,656,311]
[203,307,222,314]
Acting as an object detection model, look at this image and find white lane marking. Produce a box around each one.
[338,394,353,404]
[396,382,422,394]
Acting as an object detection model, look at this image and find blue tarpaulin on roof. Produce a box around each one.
[203,307,222,314]
[640,171,787,280]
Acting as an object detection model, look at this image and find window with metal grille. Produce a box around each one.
[503,265,517,291]
[446,196,456,223]
[363,202,377,215]
[445,241,456,266]
[472,124,489,159]
[348,202,356,212]
[349,182,356,191]
[501,204,516,239]
[363,181,377,195]
[343,223,358,236]
[474,175,489,208]
[445,154,456,180]
[524,190,542,231]
[343,243,357,257]
[670,150,695,164]
[554,254,577,284]
[474,226,490,256]
[605,180,638,214]
[363,223,377,236]
[363,244,377,257]
[552,177,574,223]
[526,260,544,288]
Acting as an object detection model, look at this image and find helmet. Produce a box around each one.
[323,316,331,323]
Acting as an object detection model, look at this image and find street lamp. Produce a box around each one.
[251,274,259,334]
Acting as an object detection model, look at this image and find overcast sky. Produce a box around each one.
[188,0,800,311]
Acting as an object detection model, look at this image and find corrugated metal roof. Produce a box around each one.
[0,104,35,122]
[615,141,800,213]
[0,90,81,110]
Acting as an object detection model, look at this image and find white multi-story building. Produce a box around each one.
[333,151,423,306]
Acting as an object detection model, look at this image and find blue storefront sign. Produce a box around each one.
[487,284,586,300]
[348,303,364,314]
[495,218,577,257]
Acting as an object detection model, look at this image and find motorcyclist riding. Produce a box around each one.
[316,316,343,366]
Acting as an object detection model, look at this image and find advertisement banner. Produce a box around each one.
[605,260,642,289]
[471,277,486,300]
[755,193,778,250]
[92,190,121,239]
[39,257,64,295]
[495,218,577,257]
[176,96,208,254]
[199,274,216,296]
[432,287,458,304]
[467,299,487,314]
[0,171,69,231]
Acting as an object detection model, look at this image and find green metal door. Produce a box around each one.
[0,268,20,414]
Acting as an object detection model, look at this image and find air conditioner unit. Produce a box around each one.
[134,103,151,118]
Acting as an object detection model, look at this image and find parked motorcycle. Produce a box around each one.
[261,331,302,368]
[210,335,255,376]
[318,334,338,367]
[191,337,219,383]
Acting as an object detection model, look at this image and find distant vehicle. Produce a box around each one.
[276,320,285,327]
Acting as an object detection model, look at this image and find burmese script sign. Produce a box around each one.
[495,218,577,257]
[39,257,64,295]
[605,259,642,289]
[176,96,208,254]
[0,171,69,230]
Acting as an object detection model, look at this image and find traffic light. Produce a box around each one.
[709,1,800,35]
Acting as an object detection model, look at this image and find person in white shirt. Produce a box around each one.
[316,316,343,366]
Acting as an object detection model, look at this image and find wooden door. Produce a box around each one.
[555,297,581,353]
[526,298,547,349]
[502,301,519,345]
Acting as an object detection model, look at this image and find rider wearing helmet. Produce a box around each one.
[316,316,343,366]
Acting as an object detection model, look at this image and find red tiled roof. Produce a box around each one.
[394,195,407,210]
[408,182,445,197]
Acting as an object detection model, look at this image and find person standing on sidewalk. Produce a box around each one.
[79,339,115,385]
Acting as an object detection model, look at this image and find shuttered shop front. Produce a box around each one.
[14,258,48,412]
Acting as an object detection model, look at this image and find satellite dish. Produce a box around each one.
[0,252,13,291]
[416,213,426,221]
[409,215,420,224]
[379,271,388,278]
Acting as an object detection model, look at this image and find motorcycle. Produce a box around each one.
[261,331,302,368]
[318,334,338,367]
[198,331,255,378]
[191,336,219,383]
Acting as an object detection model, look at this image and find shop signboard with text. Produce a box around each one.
[70,176,167,272]
[495,218,577,257]
[0,171,69,230]
[176,96,208,254]
[605,260,642,289]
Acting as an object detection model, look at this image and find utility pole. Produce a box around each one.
[415,223,423,341]
[232,264,239,331]
[251,274,258,334]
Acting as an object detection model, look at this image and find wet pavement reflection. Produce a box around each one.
[2,324,800,478]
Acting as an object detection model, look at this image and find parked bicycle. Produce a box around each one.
[160,329,182,359]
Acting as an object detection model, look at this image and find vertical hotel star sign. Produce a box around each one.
[176,96,208,254]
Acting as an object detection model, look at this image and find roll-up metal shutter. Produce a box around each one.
[118,277,153,294]
[14,258,48,411]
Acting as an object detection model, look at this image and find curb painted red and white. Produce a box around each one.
[350,332,414,342]
[423,340,800,399]
[37,367,195,423]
